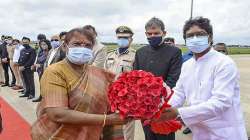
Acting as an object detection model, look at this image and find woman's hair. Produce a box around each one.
[183,17,213,39]
[37,34,46,41]
[82,25,97,36]
[39,39,52,50]
[64,28,95,47]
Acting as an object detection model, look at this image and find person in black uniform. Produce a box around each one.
[133,17,182,140]
[19,37,37,100]
[0,36,16,87]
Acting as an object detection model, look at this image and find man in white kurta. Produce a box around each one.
[155,17,247,140]
[169,48,247,140]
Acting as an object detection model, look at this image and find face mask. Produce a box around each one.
[51,41,60,49]
[148,36,163,48]
[186,36,209,53]
[23,44,29,48]
[117,38,129,48]
[67,46,93,65]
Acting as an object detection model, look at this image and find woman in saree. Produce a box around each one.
[31,28,128,140]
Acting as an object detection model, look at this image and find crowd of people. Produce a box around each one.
[0,32,67,101]
[0,16,248,140]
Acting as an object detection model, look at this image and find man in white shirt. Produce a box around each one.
[12,39,24,90]
[153,17,247,140]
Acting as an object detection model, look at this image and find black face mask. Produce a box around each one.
[23,44,29,47]
[147,36,163,48]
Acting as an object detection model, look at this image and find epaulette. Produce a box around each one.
[107,49,117,54]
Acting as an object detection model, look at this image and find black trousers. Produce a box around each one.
[143,125,175,140]
[22,68,35,96]
[1,62,16,85]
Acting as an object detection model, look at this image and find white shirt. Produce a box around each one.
[169,49,247,140]
[47,47,59,65]
[13,44,24,63]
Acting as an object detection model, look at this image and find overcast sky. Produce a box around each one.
[0,0,249,45]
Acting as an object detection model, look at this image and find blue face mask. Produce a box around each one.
[147,36,163,48]
[66,47,93,65]
[186,36,210,53]
[117,38,129,48]
[51,41,60,49]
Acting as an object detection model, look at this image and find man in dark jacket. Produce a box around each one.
[133,17,182,140]
[0,36,16,87]
[19,37,36,100]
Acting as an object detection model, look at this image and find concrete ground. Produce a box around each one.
[0,55,249,140]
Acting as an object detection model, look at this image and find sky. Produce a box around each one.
[0,0,249,45]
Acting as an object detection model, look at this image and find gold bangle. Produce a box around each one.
[102,113,107,127]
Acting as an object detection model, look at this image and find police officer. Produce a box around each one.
[104,26,136,140]
[19,37,37,100]
[104,26,135,74]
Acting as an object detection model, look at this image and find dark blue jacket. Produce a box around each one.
[18,45,37,69]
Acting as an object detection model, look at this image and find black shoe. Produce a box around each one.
[19,94,29,98]
[183,127,192,134]
[27,95,34,100]
[20,92,26,94]
[1,84,9,87]
[10,83,16,87]
[32,96,42,102]
[18,90,25,93]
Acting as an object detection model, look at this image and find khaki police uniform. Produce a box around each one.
[104,26,136,140]
[104,49,135,74]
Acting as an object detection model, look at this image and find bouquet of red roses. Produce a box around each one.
[108,70,182,134]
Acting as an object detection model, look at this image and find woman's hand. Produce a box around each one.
[106,113,131,125]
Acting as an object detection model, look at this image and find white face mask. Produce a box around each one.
[51,41,60,49]
[66,46,93,65]
[186,36,210,53]
[117,38,130,48]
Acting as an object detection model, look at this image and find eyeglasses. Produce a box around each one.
[117,37,130,39]
[186,31,208,39]
[51,39,59,41]
[217,50,226,53]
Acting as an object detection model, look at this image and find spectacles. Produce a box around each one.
[117,37,130,39]
[217,50,226,53]
[51,39,59,41]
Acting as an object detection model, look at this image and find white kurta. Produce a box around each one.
[169,49,247,140]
